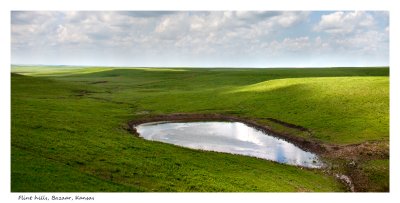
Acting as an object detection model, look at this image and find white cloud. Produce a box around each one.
[259,36,316,57]
[314,11,376,34]
[310,11,388,65]
[314,36,331,51]
[282,37,311,51]
[276,12,309,27]
[56,24,91,44]
[334,30,388,53]
[155,17,171,33]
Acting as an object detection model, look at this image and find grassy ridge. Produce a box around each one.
[54,67,388,144]
[11,67,389,191]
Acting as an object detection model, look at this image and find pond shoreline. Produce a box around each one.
[127,113,388,192]
[135,121,323,168]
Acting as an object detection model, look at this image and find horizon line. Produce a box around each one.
[11,64,390,69]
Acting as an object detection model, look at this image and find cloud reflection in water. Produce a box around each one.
[136,121,323,168]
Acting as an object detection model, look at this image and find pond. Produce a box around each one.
[135,121,323,168]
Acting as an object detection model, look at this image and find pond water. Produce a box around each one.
[135,121,323,168]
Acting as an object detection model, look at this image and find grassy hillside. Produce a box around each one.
[11,66,389,192]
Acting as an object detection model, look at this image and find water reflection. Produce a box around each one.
[135,121,323,168]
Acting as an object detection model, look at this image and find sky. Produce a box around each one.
[11,11,389,67]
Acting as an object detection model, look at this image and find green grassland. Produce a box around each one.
[11,66,389,192]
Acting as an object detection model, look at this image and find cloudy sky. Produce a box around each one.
[11,11,389,67]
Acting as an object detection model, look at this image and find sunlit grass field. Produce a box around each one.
[11,66,389,192]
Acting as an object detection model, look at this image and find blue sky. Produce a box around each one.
[11,11,389,67]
